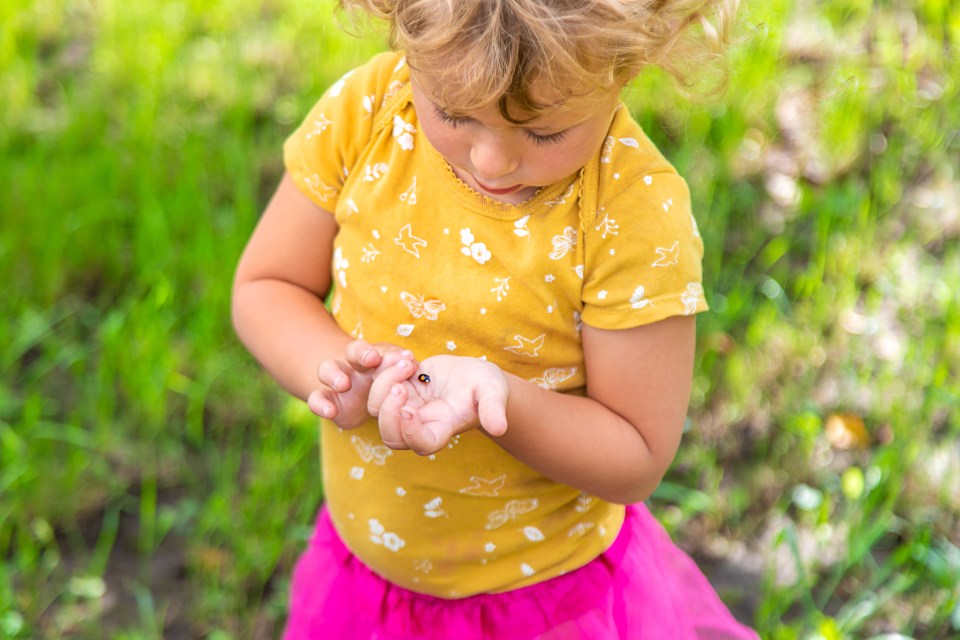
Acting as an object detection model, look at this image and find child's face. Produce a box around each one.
[411,77,621,205]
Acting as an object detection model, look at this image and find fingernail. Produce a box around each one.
[321,406,331,418]
[391,385,401,396]
[396,359,408,368]
[334,375,346,388]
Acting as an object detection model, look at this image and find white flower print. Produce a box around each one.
[544,274,555,283]
[567,523,596,537]
[681,282,704,315]
[414,559,433,574]
[630,285,653,310]
[304,113,332,140]
[549,227,578,260]
[662,198,674,212]
[504,334,545,357]
[446,340,457,351]
[643,175,653,185]
[513,215,530,237]
[460,228,492,265]
[334,247,349,287]
[382,532,405,552]
[399,177,417,204]
[382,80,404,107]
[691,213,701,238]
[345,198,359,215]
[575,493,593,513]
[652,241,680,267]
[369,519,406,552]
[351,435,392,465]
[361,243,380,263]
[362,94,375,116]
[573,310,582,333]
[362,163,388,182]
[396,324,415,337]
[484,542,496,553]
[392,115,416,150]
[349,466,364,480]
[600,136,615,163]
[470,242,492,264]
[529,367,577,390]
[485,498,540,530]
[595,210,620,238]
[618,137,640,148]
[523,526,545,542]
[573,265,584,279]
[545,183,574,207]
[423,497,448,518]
[598,290,608,300]
[520,563,536,577]
[491,277,510,301]
[400,291,446,320]
[327,70,354,98]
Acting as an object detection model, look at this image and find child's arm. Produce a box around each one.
[232,173,409,427]
[371,315,695,505]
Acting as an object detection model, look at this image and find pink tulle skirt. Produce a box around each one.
[283,504,757,639]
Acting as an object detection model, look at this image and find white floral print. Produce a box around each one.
[460,228,492,265]
[392,115,416,150]
[630,285,653,309]
[485,499,539,530]
[400,291,446,320]
[681,282,704,315]
[549,227,578,260]
[369,519,405,552]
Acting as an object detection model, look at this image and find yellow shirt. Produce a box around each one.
[284,52,708,598]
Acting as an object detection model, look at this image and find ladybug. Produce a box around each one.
[417,373,431,383]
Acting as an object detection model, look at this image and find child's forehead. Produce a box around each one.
[412,70,617,127]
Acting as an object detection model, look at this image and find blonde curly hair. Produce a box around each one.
[339,0,738,121]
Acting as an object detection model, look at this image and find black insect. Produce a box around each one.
[417,373,431,383]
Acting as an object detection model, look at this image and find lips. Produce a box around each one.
[475,181,523,196]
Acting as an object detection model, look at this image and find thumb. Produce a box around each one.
[475,382,508,437]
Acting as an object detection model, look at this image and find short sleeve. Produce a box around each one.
[581,170,708,329]
[283,52,408,211]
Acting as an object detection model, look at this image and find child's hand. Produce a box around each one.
[367,355,509,455]
[307,340,416,430]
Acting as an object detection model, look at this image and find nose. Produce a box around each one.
[469,132,520,182]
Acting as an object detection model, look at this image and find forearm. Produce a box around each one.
[494,373,680,505]
[232,278,350,401]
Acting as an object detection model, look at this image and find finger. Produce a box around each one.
[307,389,339,420]
[476,383,509,437]
[378,348,416,372]
[343,339,380,372]
[367,358,416,415]
[378,384,410,450]
[399,406,442,456]
[317,358,351,393]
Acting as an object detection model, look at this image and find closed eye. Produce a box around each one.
[432,104,469,128]
[432,103,567,145]
[525,129,567,146]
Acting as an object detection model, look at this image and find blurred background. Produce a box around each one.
[2,0,958,637]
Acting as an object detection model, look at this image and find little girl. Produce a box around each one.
[233,0,757,637]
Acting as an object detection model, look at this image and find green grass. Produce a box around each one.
[2,0,959,637]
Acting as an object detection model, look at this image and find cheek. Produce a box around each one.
[420,121,462,161]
